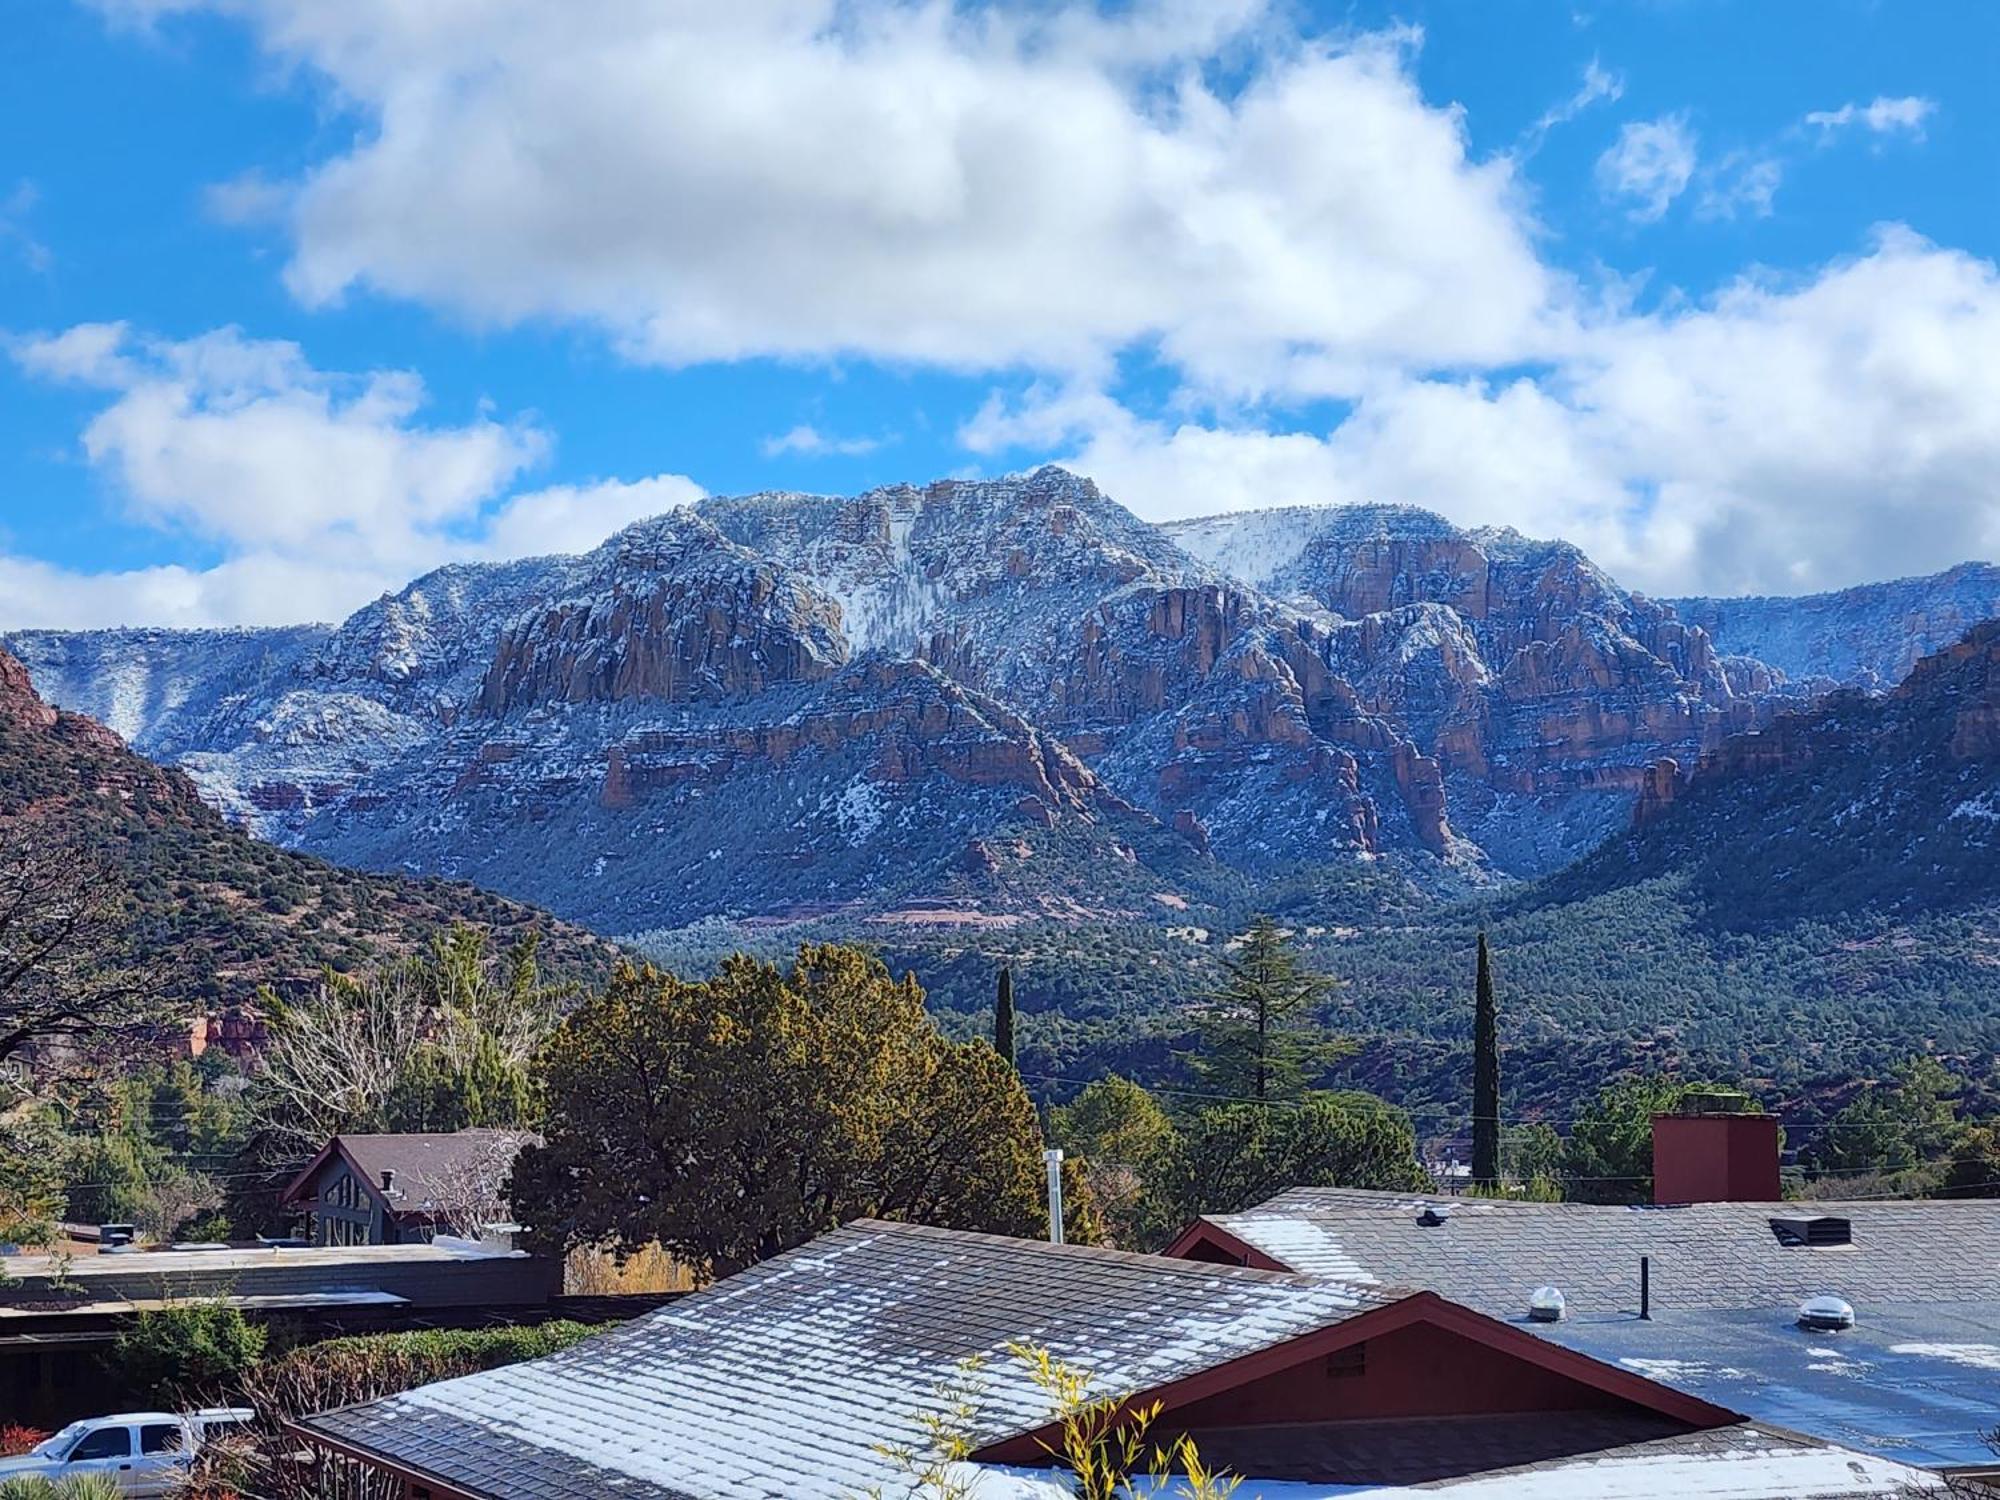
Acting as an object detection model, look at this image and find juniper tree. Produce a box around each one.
[512,946,1099,1276]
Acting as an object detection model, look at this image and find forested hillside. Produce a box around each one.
[0,645,613,1010]
[661,623,2000,1122]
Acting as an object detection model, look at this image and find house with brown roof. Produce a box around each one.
[280,1130,538,1247]
[293,1219,1933,1499]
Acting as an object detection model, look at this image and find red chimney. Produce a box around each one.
[1652,1092,1780,1204]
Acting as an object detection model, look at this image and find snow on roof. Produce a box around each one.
[302,1219,1395,1500]
[962,1424,1932,1498]
[1196,1188,2000,1472]
[4,1238,511,1280]
[1206,1190,2000,1317]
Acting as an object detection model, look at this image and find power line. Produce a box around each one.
[1020,1070,1987,1136]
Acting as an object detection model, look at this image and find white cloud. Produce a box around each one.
[97,0,1556,401]
[59,4,2000,610]
[0,182,51,274]
[1596,115,1697,221]
[975,230,2000,597]
[1519,57,1624,155]
[1805,95,1936,140]
[1697,152,1783,221]
[4,324,700,628]
[478,475,702,561]
[15,323,545,553]
[760,424,884,459]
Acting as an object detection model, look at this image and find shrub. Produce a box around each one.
[0,1478,124,1500]
[110,1301,267,1405]
[0,1426,47,1457]
[248,1321,605,1412]
[237,1322,607,1500]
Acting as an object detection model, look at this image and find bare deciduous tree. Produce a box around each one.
[245,928,562,1157]
[0,817,155,1069]
[418,1129,536,1240]
[250,967,430,1156]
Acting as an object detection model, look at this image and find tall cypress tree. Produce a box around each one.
[994,965,1017,1068]
[1472,930,1501,1186]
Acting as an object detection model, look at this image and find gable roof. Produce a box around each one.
[1173,1187,2000,1471]
[300,1219,1400,1500]
[280,1130,538,1220]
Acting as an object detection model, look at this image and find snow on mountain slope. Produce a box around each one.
[2,624,332,758]
[6,467,1988,933]
[1668,562,2000,690]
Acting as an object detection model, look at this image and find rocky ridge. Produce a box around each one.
[1667,563,2000,690]
[1568,619,2000,922]
[5,468,1989,937]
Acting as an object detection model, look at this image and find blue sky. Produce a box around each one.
[1,0,1995,626]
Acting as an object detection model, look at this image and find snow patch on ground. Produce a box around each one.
[1950,794,1999,824]
[1889,1341,2000,1371]
[834,778,885,843]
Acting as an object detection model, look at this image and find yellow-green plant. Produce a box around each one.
[0,1476,124,1500]
[867,1355,989,1500]
[856,1343,1238,1500]
[1010,1343,1239,1500]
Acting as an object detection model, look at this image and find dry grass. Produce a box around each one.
[562,1241,701,1295]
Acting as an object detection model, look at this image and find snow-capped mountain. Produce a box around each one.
[6,466,1989,937]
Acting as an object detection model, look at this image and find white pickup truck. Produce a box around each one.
[0,1408,253,1496]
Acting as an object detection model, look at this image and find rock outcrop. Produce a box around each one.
[478,513,847,714]
[7,468,1990,934]
[1571,619,2000,922]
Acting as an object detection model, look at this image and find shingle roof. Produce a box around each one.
[290,1130,539,1219]
[1202,1187,2000,1471]
[301,1218,1396,1500]
[1208,1189,2000,1317]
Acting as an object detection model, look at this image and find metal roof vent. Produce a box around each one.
[1528,1286,1567,1323]
[1797,1295,1856,1332]
[1770,1215,1851,1248]
[1416,1204,1451,1228]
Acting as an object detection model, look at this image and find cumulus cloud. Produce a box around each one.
[760,425,884,459]
[4,324,699,627]
[1805,95,1936,140]
[477,475,702,562]
[973,231,2000,597]
[1596,115,1697,221]
[95,0,1555,401]
[16,323,547,553]
[61,3,1999,606]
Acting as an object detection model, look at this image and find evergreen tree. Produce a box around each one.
[1941,1124,2000,1198]
[1563,1076,1756,1203]
[1185,916,1345,1102]
[994,964,1017,1068]
[1471,931,1500,1187]
[1152,1091,1429,1223]
[513,946,1097,1276]
[1050,1076,1178,1249]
